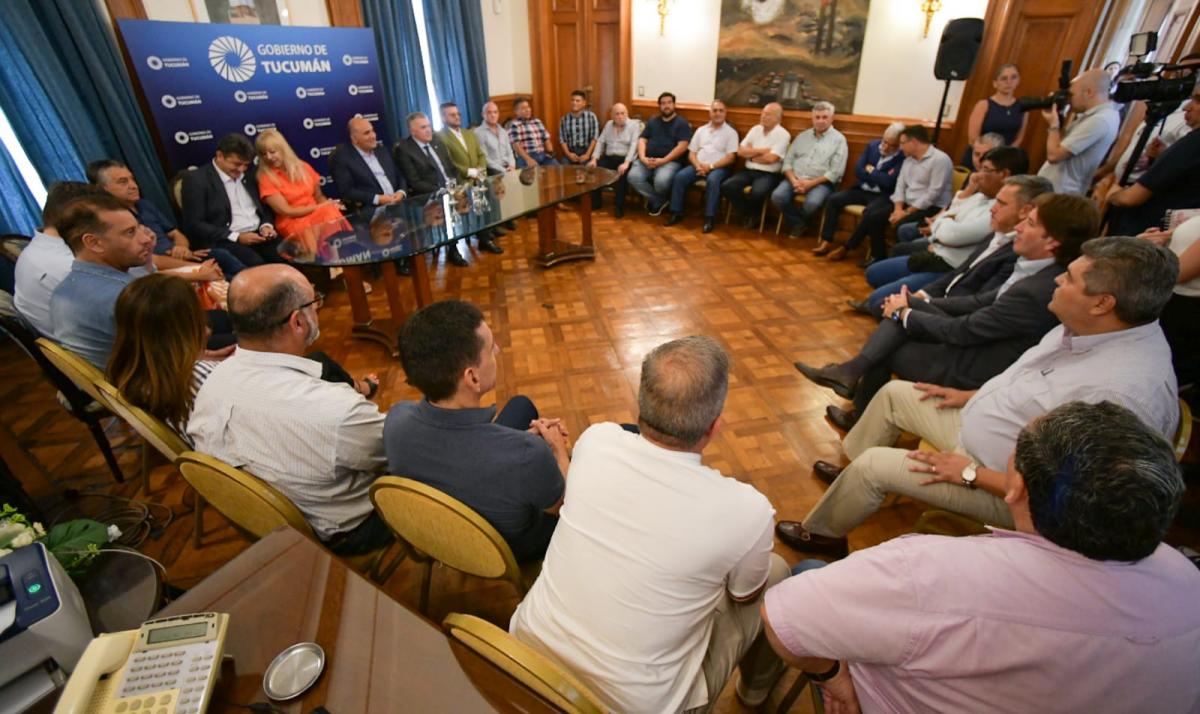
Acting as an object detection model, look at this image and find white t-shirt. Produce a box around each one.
[689,122,740,167]
[1170,216,1200,297]
[509,423,776,713]
[740,124,792,173]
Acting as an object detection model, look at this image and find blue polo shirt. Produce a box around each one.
[48,260,135,367]
[132,199,177,255]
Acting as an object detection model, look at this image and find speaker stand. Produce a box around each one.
[932,79,954,145]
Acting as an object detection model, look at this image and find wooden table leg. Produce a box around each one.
[410,252,433,307]
[342,265,399,357]
[534,201,596,268]
[382,261,406,322]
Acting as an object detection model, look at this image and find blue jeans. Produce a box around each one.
[669,165,729,217]
[628,159,683,208]
[516,151,560,168]
[865,255,940,316]
[896,222,924,244]
[771,181,832,227]
[790,559,829,576]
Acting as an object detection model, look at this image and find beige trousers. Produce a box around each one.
[802,381,1013,537]
[683,553,790,713]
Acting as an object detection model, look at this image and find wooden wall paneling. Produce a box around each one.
[325,0,364,27]
[488,93,523,125]
[104,0,147,20]
[630,100,942,189]
[947,0,1115,172]
[552,15,585,135]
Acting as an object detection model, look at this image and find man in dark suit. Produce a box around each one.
[180,133,282,275]
[795,193,1099,429]
[329,117,407,211]
[393,111,473,267]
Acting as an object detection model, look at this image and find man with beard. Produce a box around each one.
[628,91,693,215]
[188,264,393,557]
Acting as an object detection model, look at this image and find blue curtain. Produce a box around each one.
[361,0,433,143]
[0,0,172,211]
[422,0,490,125]
[0,144,41,236]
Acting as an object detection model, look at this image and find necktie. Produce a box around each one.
[424,144,449,185]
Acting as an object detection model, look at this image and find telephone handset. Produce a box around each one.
[54,612,229,714]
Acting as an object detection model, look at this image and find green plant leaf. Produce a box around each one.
[43,519,110,553]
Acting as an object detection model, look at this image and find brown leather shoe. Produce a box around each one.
[828,246,848,261]
[775,521,849,558]
[794,361,857,399]
[812,240,834,256]
[825,405,860,432]
[812,459,844,485]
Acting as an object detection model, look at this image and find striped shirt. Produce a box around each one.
[508,117,551,154]
[559,110,600,154]
[187,347,386,539]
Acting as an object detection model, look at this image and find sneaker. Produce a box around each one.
[648,201,666,217]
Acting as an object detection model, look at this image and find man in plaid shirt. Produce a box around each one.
[559,90,599,165]
[509,97,560,168]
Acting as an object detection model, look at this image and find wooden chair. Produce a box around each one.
[952,166,971,193]
[169,168,196,214]
[370,476,530,615]
[722,184,769,232]
[1174,398,1192,462]
[175,451,397,581]
[28,336,125,483]
[443,613,607,714]
[95,381,187,496]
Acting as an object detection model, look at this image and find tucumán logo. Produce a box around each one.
[161,95,177,109]
[209,36,257,83]
[147,56,164,70]
[174,131,190,145]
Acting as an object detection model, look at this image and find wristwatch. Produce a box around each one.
[807,660,841,683]
[961,463,978,489]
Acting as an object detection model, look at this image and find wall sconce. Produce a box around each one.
[656,0,671,36]
[920,0,942,38]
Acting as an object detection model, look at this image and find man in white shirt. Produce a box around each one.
[511,336,788,713]
[666,100,739,233]
[777,236,1181,558]
[188,264,393,556]
[720,102,791,228]
[180,133,283,272]
[1037,69,1121,195]
[770,101,848,238]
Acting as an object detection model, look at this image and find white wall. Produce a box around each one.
[143,0,330,26]
[480,0,533,96]
[632,0,989,120]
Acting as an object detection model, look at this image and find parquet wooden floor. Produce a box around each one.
[2,205,1195,714]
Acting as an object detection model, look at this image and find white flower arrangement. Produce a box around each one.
[0,503,113,579]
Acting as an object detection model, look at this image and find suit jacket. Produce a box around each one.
[923,242,1018,299]
[853,139,905,195]
[393,136,462,196]
[327,143,407,210]
[900,263,1065,388]
[180,162,274,250]
[435,127,487,177]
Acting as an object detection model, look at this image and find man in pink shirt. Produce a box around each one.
[762,400,1200,713]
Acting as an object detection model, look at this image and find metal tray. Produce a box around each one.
[262,641,326,701]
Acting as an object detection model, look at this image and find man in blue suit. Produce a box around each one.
[813,122,907,259]
[329,117,408,211]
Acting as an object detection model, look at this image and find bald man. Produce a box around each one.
[1037,69,1120,195]
[721,102,791,228]
[475,101,519,174]
[588,102,642,216]
[188,264,394,557]
[328,117,407,210]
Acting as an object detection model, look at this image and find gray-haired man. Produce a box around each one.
[771,101,848,238]
[511,336,788,713]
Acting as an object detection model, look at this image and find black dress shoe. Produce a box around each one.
[614,205,624,218]
[478,238,504,254]
[812,460,844,486]
[446,248,469,267]
[794,361,858,399]
[847,299,872,315]
[858,257,878,268]
[702,219,715,234]
[665,213,684,227]
[742,214,759,229]
[775,521,848,558]
[395,257,411,276]
[825,405,860,432]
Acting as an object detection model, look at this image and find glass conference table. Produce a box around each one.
[279,165,618,355]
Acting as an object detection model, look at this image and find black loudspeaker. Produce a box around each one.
[934,18,985,81]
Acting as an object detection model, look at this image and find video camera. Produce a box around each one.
[1111,32,1199,105]
[1017,60,1073,113]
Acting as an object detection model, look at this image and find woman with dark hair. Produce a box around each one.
[107,273,227,439]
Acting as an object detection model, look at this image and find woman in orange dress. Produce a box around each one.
[255,129,348,246]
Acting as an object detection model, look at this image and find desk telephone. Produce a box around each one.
[54,612,229,714]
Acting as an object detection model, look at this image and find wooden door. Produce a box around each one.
[947,0,1112,170]
[529,0,631,145]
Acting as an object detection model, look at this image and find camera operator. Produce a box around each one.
[1106,79,1200,235]
[1037,69,1121,195]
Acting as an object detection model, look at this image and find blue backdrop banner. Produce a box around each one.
[117,19,386,198]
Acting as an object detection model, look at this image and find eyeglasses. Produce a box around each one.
[977,165,1001,174]
[277,291,325,324]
